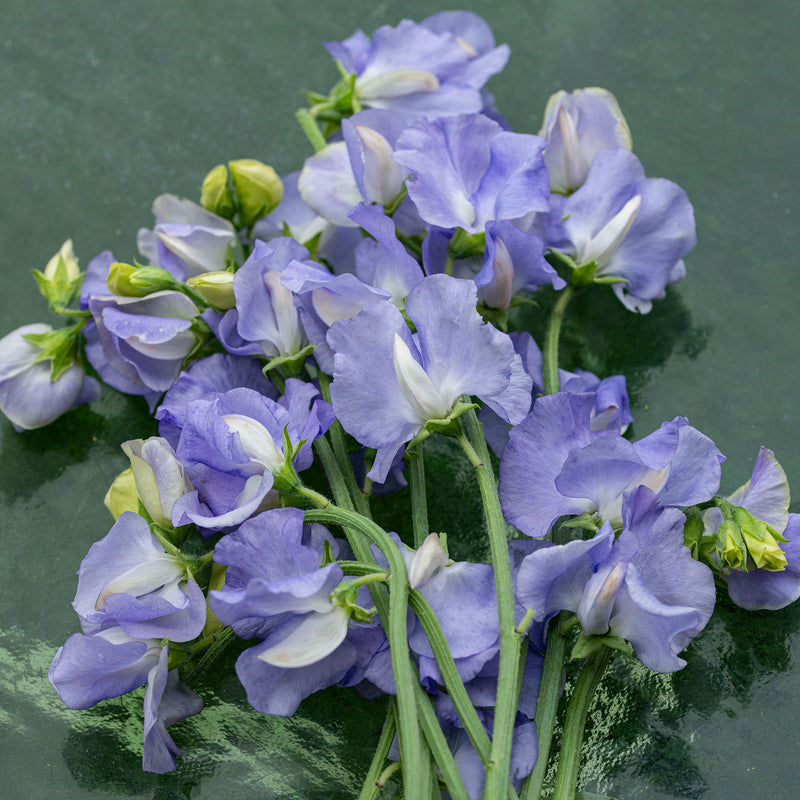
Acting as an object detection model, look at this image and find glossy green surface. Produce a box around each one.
[1,1,798,798]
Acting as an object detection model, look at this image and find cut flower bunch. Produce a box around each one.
[2,10,798,800]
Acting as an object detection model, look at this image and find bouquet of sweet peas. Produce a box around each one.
[2,9,797,800]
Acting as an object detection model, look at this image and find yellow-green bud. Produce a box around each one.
[107,262,176,296]
[228,159,283,227]
[200,164,235,220]
[717,520,746,570]
[104,468,140,519]
[732,507,788,571]
[44,239,81,283]
[186,271,236,310]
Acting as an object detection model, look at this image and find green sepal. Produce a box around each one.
[167,645,188,672]
[302,230,324,259]
[383,185,408,217]
[107,262,178,297]
[321,539,337,567]
[682,508,706,560]
[477,304,509,332]
[561,512,601,535]
[262,344,315,378]
[422,400,480,438]
[448,228,486,260]
[571,632,632,661]
[545,249,630,289]
[32,260,84,312]
[22,325,83,382]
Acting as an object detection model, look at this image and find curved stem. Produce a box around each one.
[542,285,575,396]
[456,409,521,800]
[551,647,613,800]
[302,500,425,800]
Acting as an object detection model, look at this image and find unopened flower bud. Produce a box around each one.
[200,164,235,220]
[732,507,789,572]
[186,271,235,309]
[44,239,81,283]
[228,159,283,227]
[104,467,140,520]
[107,262,177,297]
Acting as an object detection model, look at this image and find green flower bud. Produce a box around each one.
[732,507,788,571]
[107,262,177,296]
[200,164,235,220]
[186,271,236,310]
[44,239,80,283]
[228,159,283,228]
[103,467,140,519]
[717,520,747,570]
[32,239,84,312]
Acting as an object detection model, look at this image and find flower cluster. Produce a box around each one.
[2,9,796,800]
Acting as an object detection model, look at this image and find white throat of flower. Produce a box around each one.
[95,555,185,610]
[392,333,451,422]
[257,606,351,668]
[222,413,284,473]
[579,194,642,270]
[357,69,440,101]
[556,105,591,192]
[408,533,449,589]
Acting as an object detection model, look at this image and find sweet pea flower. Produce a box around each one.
[516,487,716,672]
[137,194,237,281]
[536,147,696,312]
[171,382,333,531]
[72,511,206,642]
[155,352,278,449]
[393,113,550,234]
[210,508,385,716]
[0,323,100,431]
[328,274,531,482]
[539,87,632,194]
[326,16,508,120]
[81,250,202,404]
[499,392,723,538]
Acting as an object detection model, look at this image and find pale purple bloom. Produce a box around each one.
[207,239,310,359]
[72,511,206,642]
[155,352,278,448]
[706,448,800,609]
[81,251,201,403]
[49,626,162,710]
[210,508,385,716]
[298,110,412,227]
[539,87,632,194]
[537,148,696,312]
[516,488,716,671]
[137,194,237,281]
[393,114,550,234]
[142,645,203,773]
[499,392,723,538]
[0,323,100,431]
[172,382,332,531]
[328,274,531,482]
[326,17,508,120]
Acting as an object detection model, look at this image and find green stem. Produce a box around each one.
[520,611,570,800]
[542,285,575,396]
[456,409,521,800]
[359,700,398,800]
[301,499,425,800]
[551,647,613,800]
[407,444,429,548]
[296,108,328,152]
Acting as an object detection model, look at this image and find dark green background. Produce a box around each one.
[1,1,798,798]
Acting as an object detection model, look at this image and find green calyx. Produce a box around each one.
[22,322,85,382]
[107,262,178,297]
[406,399,480,450]
[545,249,630,290]
[571,631,633,661]
[330,573,388,623]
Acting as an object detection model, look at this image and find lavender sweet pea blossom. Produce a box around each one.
[539,87,632,194]
[137,194,237,281]
[499,392,723,538]
[0,323,100,431]
[326,17,508,120]
[328,274,531,482]
[171,382,333,531]
[393,114,549,234]
[537,148,696,312]
[210,508,385,716]
[81,250,201,403]
[72,511,206,642]
[517,488,716,672]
